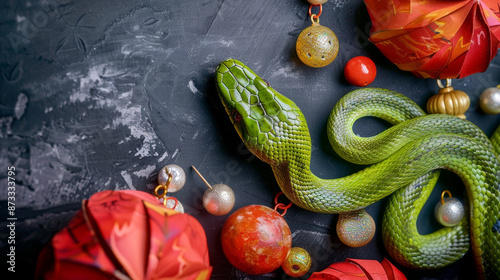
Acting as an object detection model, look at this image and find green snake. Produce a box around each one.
[214,59,500,279]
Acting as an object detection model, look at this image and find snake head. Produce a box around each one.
[215,59,310,165]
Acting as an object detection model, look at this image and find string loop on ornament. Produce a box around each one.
[154,171,172,200]
[163,196,179,209]
[274,192,293,216]
[274,203,288,216]
[441,190,452,205]
[154,184,168,199]
[308,4,322,19]
[310,15,320,24]
[437,78,452,89]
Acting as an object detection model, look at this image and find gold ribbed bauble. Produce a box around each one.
[427,79,470,119]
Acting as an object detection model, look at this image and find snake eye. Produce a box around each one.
[232,110,242,123]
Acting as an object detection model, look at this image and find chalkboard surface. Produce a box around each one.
[1,0,499,279]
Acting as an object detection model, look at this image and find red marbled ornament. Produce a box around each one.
[221,205,292,275]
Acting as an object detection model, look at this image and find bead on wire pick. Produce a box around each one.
[192,166,235,216]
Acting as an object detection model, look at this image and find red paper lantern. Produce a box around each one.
[35,190,212,280]
[308,258,407,280]
[364,0,500,79]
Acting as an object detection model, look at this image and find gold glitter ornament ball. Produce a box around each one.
[282,247,312,277]
[336,209,376,247]
[296,23,339,68]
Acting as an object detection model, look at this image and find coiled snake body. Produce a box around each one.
[215,59,500,279]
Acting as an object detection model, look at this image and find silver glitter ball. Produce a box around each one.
[157,164,186,193]
[434,197,465,227]
[202,184,235,216]
[479,87,500,114]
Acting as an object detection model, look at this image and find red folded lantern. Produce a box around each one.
[35,190,212,280]
[364,0,500,79]
[308,258,407,280]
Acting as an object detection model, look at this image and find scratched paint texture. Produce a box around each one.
[0,0,499,279]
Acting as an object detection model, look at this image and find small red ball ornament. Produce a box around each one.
[344,56,377,87]
[221,205,292,275]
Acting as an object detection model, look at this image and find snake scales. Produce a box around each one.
[214,59,500,279]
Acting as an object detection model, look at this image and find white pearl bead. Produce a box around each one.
[435,197,464,227]
[479,87,500,114]
[202,184,235,216]
[157,164,186,193]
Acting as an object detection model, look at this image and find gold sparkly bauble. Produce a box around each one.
[296,23,339,68]
[281,247,312,277]
[336,209,376,247]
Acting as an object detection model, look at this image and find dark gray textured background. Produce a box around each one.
[0,0,499,279]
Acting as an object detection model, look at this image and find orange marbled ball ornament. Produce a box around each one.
[221,205,292,275]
